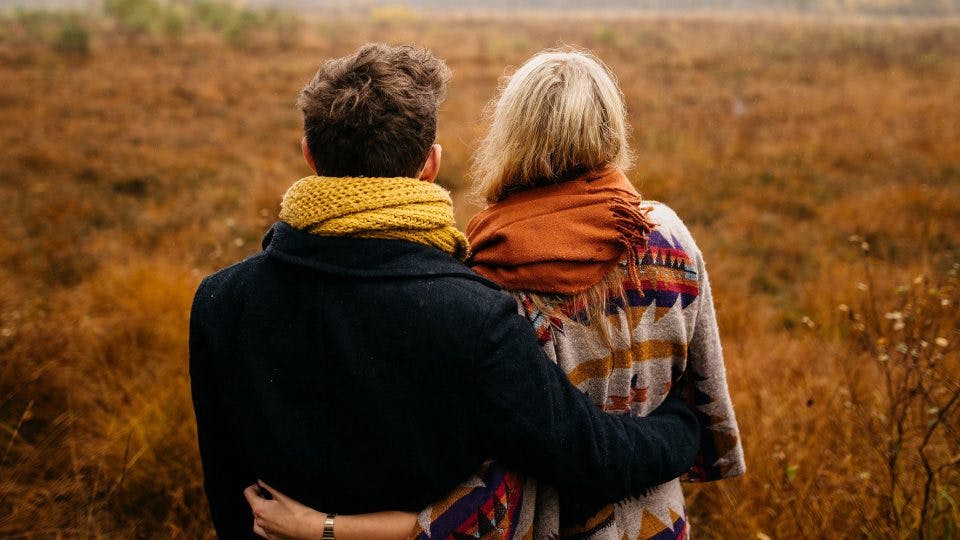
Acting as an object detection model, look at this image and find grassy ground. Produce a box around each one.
[1,8,958,538]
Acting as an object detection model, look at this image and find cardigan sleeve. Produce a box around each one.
[462,292,701,504]
[680,253,746,482]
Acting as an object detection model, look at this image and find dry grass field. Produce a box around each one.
[1,5,959,538]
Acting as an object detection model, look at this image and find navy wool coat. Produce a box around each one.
[190,221,699,539]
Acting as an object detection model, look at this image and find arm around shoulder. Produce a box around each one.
[460,292,700,503]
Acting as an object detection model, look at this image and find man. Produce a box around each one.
[190,43,699,539]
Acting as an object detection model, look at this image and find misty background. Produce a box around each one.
[4,0,960,15]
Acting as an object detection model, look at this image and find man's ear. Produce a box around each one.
[301,136,317,174]
[417,144,442,184]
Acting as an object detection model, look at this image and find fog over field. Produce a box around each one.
[3,0,960,14]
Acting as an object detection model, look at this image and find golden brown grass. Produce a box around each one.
[0,10,958,539]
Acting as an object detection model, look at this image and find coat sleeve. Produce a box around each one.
[462,292,701,504]
[190,282,254,539]
[680,253,746,482]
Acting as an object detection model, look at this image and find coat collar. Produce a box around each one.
[261,221,499,287]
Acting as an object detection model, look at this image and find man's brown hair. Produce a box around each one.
[297,43,451,178]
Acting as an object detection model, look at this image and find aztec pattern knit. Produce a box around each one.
[415,202,745,540]
[279,175,470,261]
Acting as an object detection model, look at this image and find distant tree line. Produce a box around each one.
[239,0,960,15]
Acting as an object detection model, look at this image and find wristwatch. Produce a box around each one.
[322,513,336,540]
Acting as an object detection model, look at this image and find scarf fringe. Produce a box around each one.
[610,195,655,293]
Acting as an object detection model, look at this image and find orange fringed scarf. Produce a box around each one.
[466,168,655,295]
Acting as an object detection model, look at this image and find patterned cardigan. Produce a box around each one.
[412,202,746,540]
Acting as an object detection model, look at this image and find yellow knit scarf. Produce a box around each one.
[279,175,470,261]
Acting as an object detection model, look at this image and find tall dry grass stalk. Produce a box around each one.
[837,242,959,537]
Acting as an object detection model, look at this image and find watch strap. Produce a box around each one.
[321,513,336,540]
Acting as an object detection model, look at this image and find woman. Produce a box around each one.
[244,48,745,539]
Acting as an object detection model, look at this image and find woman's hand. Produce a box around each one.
[243,480,327,540]
[243,480,419,540]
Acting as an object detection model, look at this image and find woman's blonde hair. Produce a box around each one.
[470,48,633,203]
